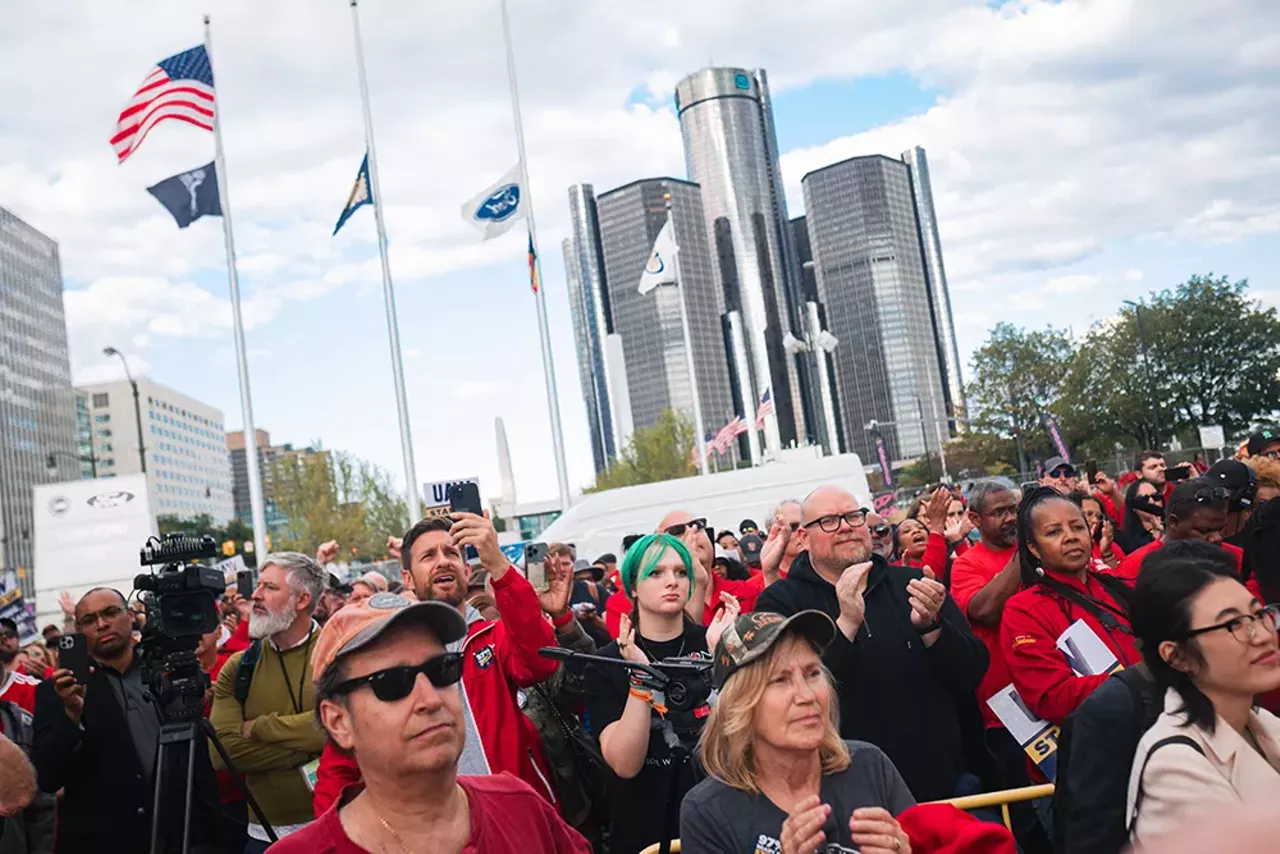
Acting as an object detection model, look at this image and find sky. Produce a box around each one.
[2,0,1278,506]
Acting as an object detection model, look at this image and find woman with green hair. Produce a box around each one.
[584,533,738,854]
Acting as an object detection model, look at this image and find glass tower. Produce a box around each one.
[0,206,78,596]
[674,67,807,460]
[800,156,948,463]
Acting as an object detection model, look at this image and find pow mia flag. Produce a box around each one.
[147,161,221,228]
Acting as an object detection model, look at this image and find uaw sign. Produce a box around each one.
[422,477,481,518]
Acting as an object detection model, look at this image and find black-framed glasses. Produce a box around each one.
[330,652,464,702]
[871,524,891,538]
[664,518,708,538]
[75,604,125,629]
[1184,604,1280,645]
[1260,449,1280,460]
[1048,468,1076,479]
[803,510,869,533]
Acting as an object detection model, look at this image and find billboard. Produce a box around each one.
[32,474,157,629]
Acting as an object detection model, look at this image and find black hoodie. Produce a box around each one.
[754,552,991,802]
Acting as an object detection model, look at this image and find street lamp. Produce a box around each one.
[1121,300,1161,448]
[103,346,147,474]
[46,450,96,479]
[784,298,841,456]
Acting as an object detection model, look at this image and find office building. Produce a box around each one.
[0,206,78,593]
[77,378,233,522]
[800,154,949,463]
[226,429,321,533]
[902,147,965,426]
[73,389,95,478]
[563,184,620,474]
[675,67,808,459]
[594,178,736,441]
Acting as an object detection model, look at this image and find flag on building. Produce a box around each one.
[461,163,525,239]
[112,45,215,164]
[638,216,678,295]
[146,161,221,229]
[527,231,540,293]
[712,419,737,453]
[754,389,774,430]
[333,153,373,236]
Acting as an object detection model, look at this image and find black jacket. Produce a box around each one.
[755,552,992,802]
[32,663,222,854]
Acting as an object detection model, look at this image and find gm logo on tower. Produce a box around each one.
[734,72,751,90]
[474,183,521,223]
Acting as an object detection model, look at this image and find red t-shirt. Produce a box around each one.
[1115,539,1244,582]
[949,542,1017,729]
[0,669,39,713]
[266,774,590,854]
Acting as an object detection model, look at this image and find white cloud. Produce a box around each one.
[1043,274,1098,294]
[1125,268,1145,282]
[452,380,504,400]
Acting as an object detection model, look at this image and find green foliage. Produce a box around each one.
[941,432,1020,478]
[156,514,260,566]
[589,409,697,492]
[967,322,1075,448]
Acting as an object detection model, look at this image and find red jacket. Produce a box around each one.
[902,532,949,580]
[1000,572,1140,724]
[0,669,38,713]
[604,590,629,639]
[312,568,559,815]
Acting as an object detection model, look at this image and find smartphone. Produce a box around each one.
[236,569,255,599]
[524,542,550,592]
[1085,459,1098,486]
[1167,465,1193,482]
[1020,480,1039,494]
[704,526,715,546]
[57,633,91,685]
[447,482,483,517]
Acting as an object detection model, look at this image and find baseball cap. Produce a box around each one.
[1247,429,1280,457]
[738,533,764,566]
[1205,459,1257,510]
[1043,456,1076,476]
[311,592,466,682]
[739,518,759,534]
[713,610,836,689]
[0,617,17,634]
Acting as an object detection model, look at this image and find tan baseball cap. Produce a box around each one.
[311,592,467,682]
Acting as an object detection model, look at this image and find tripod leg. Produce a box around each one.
[183,734,196,854]
[151,743,166,854]
[201,718,279,843]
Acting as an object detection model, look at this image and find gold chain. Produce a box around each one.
[376,814,413,853]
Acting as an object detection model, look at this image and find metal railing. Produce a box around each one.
[930,783,1056,831]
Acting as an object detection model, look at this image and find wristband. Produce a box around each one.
[628,687,653,704]
[915,616,943,634]
[551,610,575,629]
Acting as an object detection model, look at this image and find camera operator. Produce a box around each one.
[33,588,221,853]
[210,554,327,852]
[583,533,738,854]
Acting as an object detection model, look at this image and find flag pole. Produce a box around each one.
[349,0,420,520]
[667,194,709,477]
[204,16,268,562]
[499,0,571,512]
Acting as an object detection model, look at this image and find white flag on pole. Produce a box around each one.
[461,163,526,240]
[637,217,678,295]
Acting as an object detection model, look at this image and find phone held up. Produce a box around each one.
[236,568,255,599]
[448,482,484,563]
[1085,459,1099,486]
[1167,465,1194,483]
[57,633,91,686]
[524,542,551,593]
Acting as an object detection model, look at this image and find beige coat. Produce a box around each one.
[1127,687,1280,842]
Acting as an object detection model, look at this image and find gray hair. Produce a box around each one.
[968,480,1015,515]
[262,552,326,615]
[769,498,802,522]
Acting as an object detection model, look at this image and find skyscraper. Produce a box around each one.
[675,67,808,460]
[226,428,321,533]
[562,184,618,474]
[800,155,949,464]
[594,178,735,440]
[0,206,78,595]
[901,147,965,426]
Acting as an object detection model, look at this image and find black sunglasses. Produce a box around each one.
[664,518,708,538]
[871,524,891,537]
[330,652,464,702]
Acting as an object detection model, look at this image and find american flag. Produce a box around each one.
[112,45,215,164]
[711,419,737,453]
[528,231,540,293]
[755,388,774,430]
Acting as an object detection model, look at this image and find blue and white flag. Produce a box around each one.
[333,153,373,236]
[638,216,678,295]
[146,161,221,229]
[461,163,525,240]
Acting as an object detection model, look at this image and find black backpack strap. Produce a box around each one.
[1128,735,1205,835]
[1039,573,1134,635]
[1094,571,1134,610]
[234,640,263,709]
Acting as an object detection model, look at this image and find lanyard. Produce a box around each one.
[276,628,314,715]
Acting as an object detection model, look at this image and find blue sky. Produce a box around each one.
[3,0,1278,508]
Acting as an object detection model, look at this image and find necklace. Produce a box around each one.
[637,627,687,662]
[376,814,412,853]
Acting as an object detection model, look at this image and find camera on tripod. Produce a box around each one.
[136,533,225,638]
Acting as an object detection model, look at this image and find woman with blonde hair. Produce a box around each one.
[681,610,915,854]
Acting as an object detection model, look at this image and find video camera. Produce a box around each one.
[539,646,714,732]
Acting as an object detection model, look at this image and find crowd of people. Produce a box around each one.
[1,438,1279,853]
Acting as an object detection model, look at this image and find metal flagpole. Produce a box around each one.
[349,0,420,520]
[204,16,268,562]
[667,195,709,476]
[499,0,570,511]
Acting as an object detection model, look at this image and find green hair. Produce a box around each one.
[620,533,693,600]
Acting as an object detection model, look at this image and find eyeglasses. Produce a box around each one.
[664,518,708,538]
[75,605,125,629]
[1259,449,1280,460]
[1048,468,1076,479]
[1184,604,1280,644]
[330,652,464,702]
[0,629,17,640]
[803,510,869,533]
[871,524,891,538]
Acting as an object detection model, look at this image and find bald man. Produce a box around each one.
[753,485,991,803]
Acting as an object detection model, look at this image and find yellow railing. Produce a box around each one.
[928,783,1056,831]
[638,842,680,854]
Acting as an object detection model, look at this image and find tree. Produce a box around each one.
[589,409,697,492]
[267,450,409,561]
[941,431,1020,478]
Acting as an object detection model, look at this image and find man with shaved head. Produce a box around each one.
[754,485,991,802]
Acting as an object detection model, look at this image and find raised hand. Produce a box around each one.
[52,668,86,725]
[924,487,951,535]
[616,614,650,666]
[538,552,573,618]
[835,562,873,639]
[908,574,947,630]
[780,794,832,854]
[58,591,75,619]
[449,511,506,574]
[704,592,740,652]
[315,540,340,566]
[386,535,403,559]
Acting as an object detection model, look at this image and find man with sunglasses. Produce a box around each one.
[1040,456,1080,494]
[0,618,37,714]
[269,594,589,853]
[753,485,990,803]
[865,512,894,560]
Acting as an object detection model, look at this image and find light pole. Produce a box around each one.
[103,346,146,474]
[46,450,96,479]
[1122,300,1161,448]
